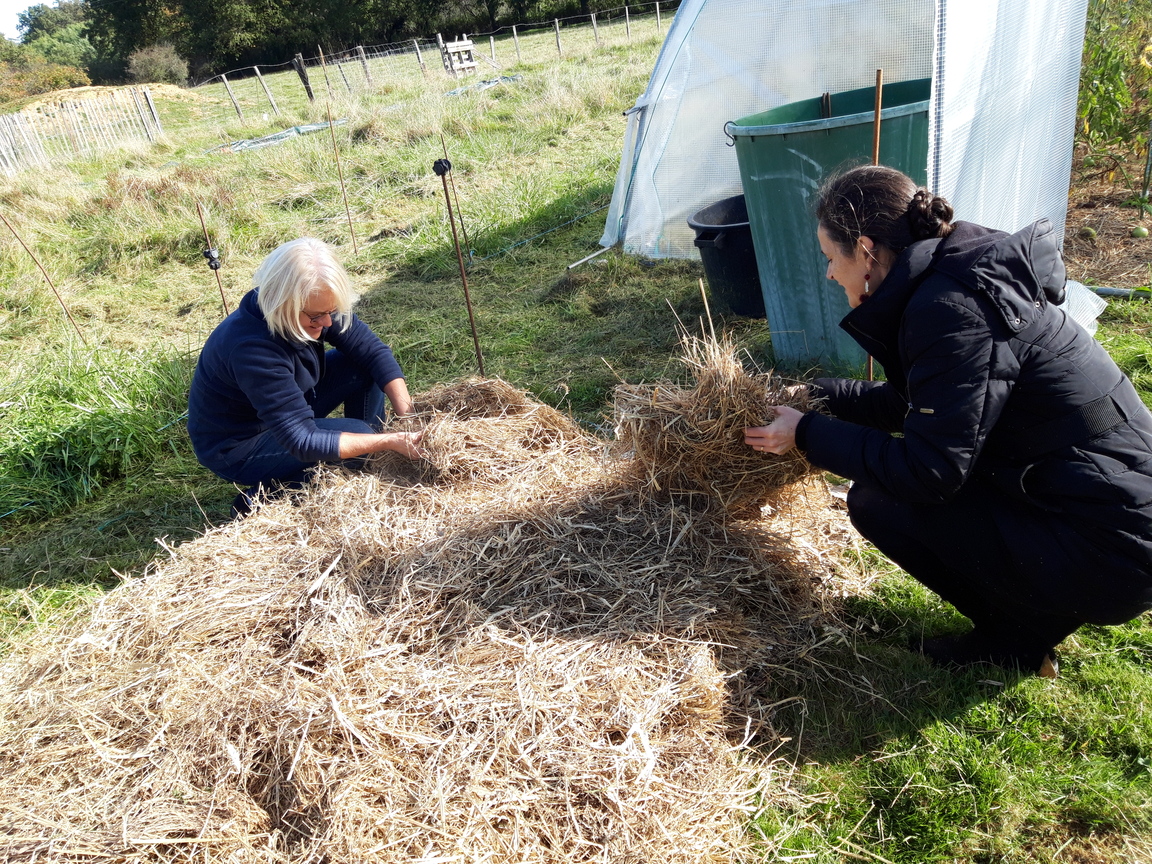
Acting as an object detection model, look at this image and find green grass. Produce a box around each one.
[2,20,1152,862]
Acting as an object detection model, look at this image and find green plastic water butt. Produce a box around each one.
[725,78,930,372]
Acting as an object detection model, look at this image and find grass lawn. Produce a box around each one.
[1,19,1151,862]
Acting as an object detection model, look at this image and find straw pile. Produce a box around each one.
[0,353,851,863]
[613,333,815,517]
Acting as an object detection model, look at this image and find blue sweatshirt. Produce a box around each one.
[187,289,404,476]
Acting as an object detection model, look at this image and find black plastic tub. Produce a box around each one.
[687,194,766,318]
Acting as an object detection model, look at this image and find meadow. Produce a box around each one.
[2,18,1152,862]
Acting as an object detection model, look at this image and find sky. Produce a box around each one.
[0,0,28,42]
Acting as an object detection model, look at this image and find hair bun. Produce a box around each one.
[906,188,954,240]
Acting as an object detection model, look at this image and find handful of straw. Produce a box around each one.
[613,332,814,516]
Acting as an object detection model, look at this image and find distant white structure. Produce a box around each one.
[602,0,1089,258]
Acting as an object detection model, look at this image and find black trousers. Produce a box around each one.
[847,478,1152,654]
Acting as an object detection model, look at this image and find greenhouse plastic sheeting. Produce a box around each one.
[929,0,1088,238]
[604,0,1087,259]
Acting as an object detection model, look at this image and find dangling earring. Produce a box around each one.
[863,272,871,295]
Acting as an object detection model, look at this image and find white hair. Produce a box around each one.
[254,238,359,342]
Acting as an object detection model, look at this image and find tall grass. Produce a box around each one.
[0,345,195,520]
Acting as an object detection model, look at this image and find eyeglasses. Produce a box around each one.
[302,308,339,325]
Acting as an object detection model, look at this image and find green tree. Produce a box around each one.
[17,0,86,42]
[24,21,95,69]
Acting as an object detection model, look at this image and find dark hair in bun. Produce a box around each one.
[816,165,953,257]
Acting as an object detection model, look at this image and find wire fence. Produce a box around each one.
[191,2,677,129]
[0,2,676,176]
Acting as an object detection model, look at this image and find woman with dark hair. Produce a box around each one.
[745,165,1152,676]
[188,238,423,516]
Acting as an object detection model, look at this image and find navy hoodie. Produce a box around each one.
[187,289,404,476]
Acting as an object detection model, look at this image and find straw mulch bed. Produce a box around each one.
[0,345,854,863]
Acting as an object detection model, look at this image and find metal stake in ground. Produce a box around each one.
[434,158,485,377]
[196,202,231,316]
[0,211,87,344]
[440,133,471,257]
[328,104,359,254]
[866,68,884,383]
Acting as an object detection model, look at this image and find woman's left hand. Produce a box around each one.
[745,406,805,455]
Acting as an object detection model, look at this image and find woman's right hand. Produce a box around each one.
[382,430,424,460]
[744,406,805,455]
[338,430,425,460]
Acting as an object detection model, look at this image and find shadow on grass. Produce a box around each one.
[397,182,616,280]
[754,579,1029,765]
[0,462,236,593]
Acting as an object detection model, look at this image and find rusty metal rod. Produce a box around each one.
[1,211,87,344]
[196,201,230,317]
[328,103,359,254]
[435,159,484,377]
[866,68,884,383]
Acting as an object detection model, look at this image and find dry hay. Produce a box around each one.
[0,356,850,863]
[613,333,815,517]
[381,377,604,489]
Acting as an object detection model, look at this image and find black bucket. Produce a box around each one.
[687,194,765,318]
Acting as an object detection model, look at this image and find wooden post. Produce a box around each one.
[489,35,495,63]
[143,87,162,133]
[129,87,154,142]
[591,12,600,45]
[221,73,244,120]
[625,5,631,40]
[437,33,456,78]
[554,19,562,57]
[357,45,373,84]
[293,53,315,101]
[317,46,335,100]
[253,66,280,115]
[656,2,662,32]
[413,38,426,74]
[512,25,521,62]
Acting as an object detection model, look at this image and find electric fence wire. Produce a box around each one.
[469,203,610,265]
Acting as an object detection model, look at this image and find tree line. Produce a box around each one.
[0,0,641,99]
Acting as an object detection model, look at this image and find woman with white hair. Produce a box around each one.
[188,238,422,515]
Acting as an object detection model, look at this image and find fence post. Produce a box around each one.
[554,19,562,58]
[413,38,426,74]
[129,87,154,142]
[293,53,315,101]
[142,88,163,136]
[221,73,244,120]
[512,25,521,62]
[490,35,496,63]
[625,6,631,40]
[437,33,455,78]
[253,66,280,115]
[357,45,373,84]
[656,2,662,32]
[591,12,600,45]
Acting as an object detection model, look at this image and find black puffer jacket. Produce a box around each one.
[795,220,1152,569]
